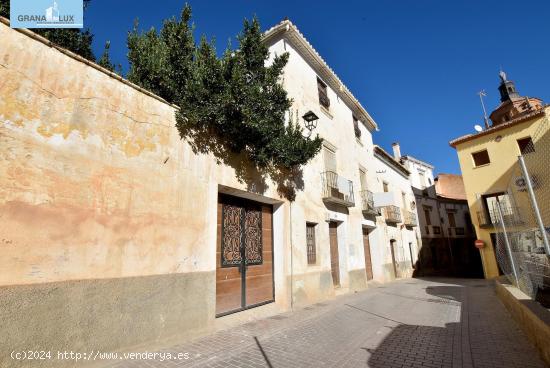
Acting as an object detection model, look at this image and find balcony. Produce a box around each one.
[382,205,402,224]
[360,190,378,215]
[403,210,417,227]
[321,171,355,207]
[477,206,522,228]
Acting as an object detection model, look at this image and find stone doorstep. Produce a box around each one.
[494,278,550,366]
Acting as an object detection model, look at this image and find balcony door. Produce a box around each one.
[329,222,340,287]
[482,192,511,224]
[216,194,274,316]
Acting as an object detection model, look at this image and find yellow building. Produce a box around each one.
[450,71,547,279]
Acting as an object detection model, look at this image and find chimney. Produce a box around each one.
[392,142,401,160]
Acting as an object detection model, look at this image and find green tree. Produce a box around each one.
[175,17,322,172]
[127,7,322,197]
[97,41,114,71]
[127,5,194,102]
[0,0,95,61]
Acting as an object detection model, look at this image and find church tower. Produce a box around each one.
[497,70,520,102]
[489,70,543,126]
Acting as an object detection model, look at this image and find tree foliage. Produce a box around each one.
[0,0,95,61]
[127,5,322,186]
[98,41,114,71]
[127,5,194,103]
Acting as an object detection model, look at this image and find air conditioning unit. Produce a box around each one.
[514,174,540,191]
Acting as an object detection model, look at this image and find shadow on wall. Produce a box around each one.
[413,238,483,279]
[177,125,306,201]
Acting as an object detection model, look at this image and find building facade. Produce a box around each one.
[393,145,481,277]
[0,18,422,363]
[450,71,548,279]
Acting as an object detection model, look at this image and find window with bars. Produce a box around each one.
[306,223,317,265]
[517,137,535,155]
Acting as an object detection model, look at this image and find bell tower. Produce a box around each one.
[497,70,520,102]
[489,70,543,126]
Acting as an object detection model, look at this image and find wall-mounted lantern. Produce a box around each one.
[302,111,319,137]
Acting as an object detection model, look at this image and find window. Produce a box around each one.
[323,145,337,172]
[517,137,535,155]
[306,223,317,265]
[424,209,432,226]
[402,192,407,210]
[317,78,330,109]
[383,181,389,193]
[482,192,512,224]
[447,212,456,227]
[472,149,490,167]
[418,171,426,189]
[353,115,361,139]
[359,168,367,191]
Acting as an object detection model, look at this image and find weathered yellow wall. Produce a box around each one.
[0,22,291,366]
[454,112,547,278]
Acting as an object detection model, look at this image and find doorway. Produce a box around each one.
[362,228,373,281]
[329,222,340,287]
[216,194,274,316]
[390,239,398,278]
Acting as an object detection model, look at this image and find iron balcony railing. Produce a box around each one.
[360,189,378,215]
[477,205,521,228]
[382,205,401,223]
[403,210,417,227]
[321,171,355,207]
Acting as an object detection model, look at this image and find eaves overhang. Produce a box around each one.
[263,19,379,132]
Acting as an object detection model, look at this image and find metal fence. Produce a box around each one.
[493,115,550,300]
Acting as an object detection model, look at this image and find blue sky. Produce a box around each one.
[85,0,550,175]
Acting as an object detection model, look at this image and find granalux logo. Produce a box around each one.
[10,0,83,28]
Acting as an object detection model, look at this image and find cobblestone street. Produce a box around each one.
[108,278,546,368]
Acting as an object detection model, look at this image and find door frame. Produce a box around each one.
[329,221,341,287]
[362,227,374,281]
[216,194,275,317]
[390,239,398,278]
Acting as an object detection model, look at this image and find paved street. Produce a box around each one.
[108,278,546,368]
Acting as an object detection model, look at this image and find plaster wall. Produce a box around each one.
[369,153,418,282]
[267,38,378,301]
[0,23,293,365]
[454,112,546,278]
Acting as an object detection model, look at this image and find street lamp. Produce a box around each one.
[302,111,319,137]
